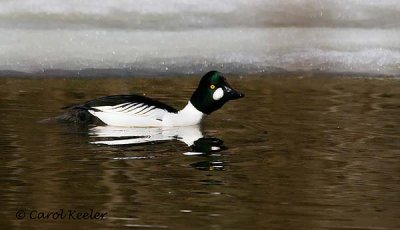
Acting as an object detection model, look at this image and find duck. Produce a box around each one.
[55,71,244,127]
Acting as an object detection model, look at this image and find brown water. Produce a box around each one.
[0,75,399,229]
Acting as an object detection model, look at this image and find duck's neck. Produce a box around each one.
[177,101,205,124]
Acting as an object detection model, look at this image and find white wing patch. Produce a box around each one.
[89,102,171,126]
[93,102,167,119]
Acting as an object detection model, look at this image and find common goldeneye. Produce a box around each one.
[57,71,244,127]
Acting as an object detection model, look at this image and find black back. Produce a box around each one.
[81,94,178,113]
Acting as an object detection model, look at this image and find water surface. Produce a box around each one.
[0,75,399,229]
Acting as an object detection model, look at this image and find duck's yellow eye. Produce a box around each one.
[210,84,215,90]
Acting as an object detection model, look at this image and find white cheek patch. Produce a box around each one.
[213,88,224,100]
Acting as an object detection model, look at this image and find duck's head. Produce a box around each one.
[190,71,245,115]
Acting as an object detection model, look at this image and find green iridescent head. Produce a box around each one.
[190,71,244,114]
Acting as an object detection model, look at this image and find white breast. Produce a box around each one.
[162,102,205,127]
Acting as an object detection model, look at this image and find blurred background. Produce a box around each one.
[0,0,399,76]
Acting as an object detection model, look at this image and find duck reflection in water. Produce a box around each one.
[89,125,227,170]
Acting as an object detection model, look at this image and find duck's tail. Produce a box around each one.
[38,107,105,125]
